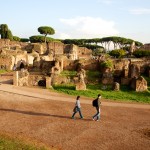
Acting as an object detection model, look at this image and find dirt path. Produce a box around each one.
[0,73,150,150]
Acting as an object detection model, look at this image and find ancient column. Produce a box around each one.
[13,71,18,86]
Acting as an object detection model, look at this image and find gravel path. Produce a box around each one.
[0,73,150,150]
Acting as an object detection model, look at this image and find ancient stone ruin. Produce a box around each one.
[76,68,86,91]
[0,39,149,92]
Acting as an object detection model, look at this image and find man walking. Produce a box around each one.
[92,94,101,121]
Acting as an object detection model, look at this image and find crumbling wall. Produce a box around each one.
[32,43,46,54]
[0,55,15,70]
[48,42,64,55]
[63,59,99,71]
[0,39,10,50]
[78,47,92,59]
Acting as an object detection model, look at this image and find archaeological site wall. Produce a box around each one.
[0,55,15,70]
[48,42,64,55]
[63,59,99,71]
[141,43,150,50]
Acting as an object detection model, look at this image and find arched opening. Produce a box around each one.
[38,79,46,87]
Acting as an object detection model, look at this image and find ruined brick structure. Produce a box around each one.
[141,43,150,50]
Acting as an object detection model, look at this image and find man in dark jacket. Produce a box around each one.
[92,94,101,121]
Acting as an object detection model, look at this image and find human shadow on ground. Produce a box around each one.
[0,79,13,84]
[0,108,92,121]
[0,108,70,119]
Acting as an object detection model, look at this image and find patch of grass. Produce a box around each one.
[0,135,48,150]
[60,70,77,78]
[142,75,150,86]
[0,69,8,74]
[52,84,150,103]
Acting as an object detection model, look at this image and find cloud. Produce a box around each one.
[97,0,113,5]
[130,8,150,15]
[59,16,119,39]
[56,32,71,39]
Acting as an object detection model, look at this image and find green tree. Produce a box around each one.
[20,38,29,42]
[13,36,20,41]
[109,49,126,58]
[6,29,13,40]
[0,24,9,39]
[0,24,13,40]
[133,50,150,58]
[29,35,54,43]
[38,26,55,43]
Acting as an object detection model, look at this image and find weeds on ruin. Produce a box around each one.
[0,69,8,74]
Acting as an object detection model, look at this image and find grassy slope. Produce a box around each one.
[53,84,150,103]
[53,71,150,103]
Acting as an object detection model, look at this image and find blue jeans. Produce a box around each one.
[93,107,100,120]
[72,107,83,118]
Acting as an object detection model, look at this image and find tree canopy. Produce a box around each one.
[0,24,13,40]
[38,26,55,43]
[29,35,55,43]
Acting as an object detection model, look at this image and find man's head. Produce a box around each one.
[98,94,101,97]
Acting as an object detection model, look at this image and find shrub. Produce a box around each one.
[100,59,113,69]
[20,38,29,42]
[133,50,150,58]
[109,49,126,58]
[13,36,20,41]
[29,35,54,43]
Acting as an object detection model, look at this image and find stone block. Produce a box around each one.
[112,82,120,91]
[13,71,18,86]
[76,81,86,90]
[102,77,114,85]
[130,76,147,92]
[46,77,52,88]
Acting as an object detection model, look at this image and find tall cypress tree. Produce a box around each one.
[0,24,9,39]
[0,24,13,40]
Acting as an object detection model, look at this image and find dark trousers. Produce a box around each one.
[72,107,83,118]
[93,107,100,120]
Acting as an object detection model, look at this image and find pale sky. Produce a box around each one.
[1,0,150,44]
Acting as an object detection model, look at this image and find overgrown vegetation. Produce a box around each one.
[109,49,126,58]
[56,70,150,103]
[52,84,150,103]
[60,70,77,77]
[86,71,101,83]
[13,36,20,41]
[0,69,7,74]
[100,59,113,68]
[133,50,150,58]
[29,35,55,43]
[0,135,47,150]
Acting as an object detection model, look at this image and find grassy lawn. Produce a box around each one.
[52,84,150,103]
[0,135,48,150]
[60,70,77,77]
